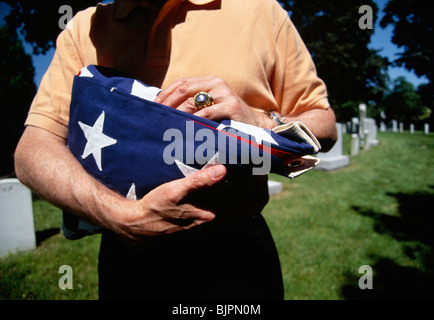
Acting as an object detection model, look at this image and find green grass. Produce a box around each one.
[0,200,101,300]
[1,131,433,300]
[265,131,434,299]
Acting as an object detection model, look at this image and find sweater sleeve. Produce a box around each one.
[272,12,330,116]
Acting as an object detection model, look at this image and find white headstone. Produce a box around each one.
[316,123,350,171]
[359,104,367,142]
[351,134,359,156]
[364,129,370,151]
[410,124,415,134]
[268,180,283,196]
[380,122,387,132]
[352,117,359,134]
[0,179,36,257]
[391,120,398,132]
[399,122,404,133]
[425,123,430,135]
[364,118,380,147]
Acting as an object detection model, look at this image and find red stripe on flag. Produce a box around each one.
[191,119,298,160]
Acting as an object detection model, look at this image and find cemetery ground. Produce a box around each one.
[0,131,433,300]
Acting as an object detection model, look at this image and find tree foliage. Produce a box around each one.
[279,0,389,122]
[3,0,100,54]
[2,1,430,130]
[380,0,433,96]
[383,76,430,124]
[0,25,36,176]
[0,0,100,175]
[380,0,433,126]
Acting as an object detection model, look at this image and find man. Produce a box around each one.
[14,0,336,299]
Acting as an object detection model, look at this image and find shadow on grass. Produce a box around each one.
[341,188,434,299]
[35,228,60,246]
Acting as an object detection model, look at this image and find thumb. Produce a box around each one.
[182,164,227,195]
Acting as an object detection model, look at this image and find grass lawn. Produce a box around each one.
[1,131,433,300]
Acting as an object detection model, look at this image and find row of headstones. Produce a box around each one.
[346,117,380,155]
[379,120,430,135]
[316,121,378,171]
[316,104,378,170]
[351,120,430,135]
[317,103,432,172]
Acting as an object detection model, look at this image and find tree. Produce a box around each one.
[381,0,433,127]
[0,25,36,176]
[3,0,100,54]
[278,0,389,122]
[380,0,433,95]
[383,76,430,125]
[0,1,100,176]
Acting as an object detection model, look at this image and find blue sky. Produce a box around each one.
[0,0,429,89]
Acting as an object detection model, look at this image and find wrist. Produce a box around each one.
[263,110,287,129]
[82,181,137,233]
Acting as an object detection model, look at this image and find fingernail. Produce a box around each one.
[209,165,225,179]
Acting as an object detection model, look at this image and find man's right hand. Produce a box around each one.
[109,164,227,241]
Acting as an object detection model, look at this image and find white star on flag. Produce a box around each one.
[175,152,221,177]
[78,111,117,171]
[126,183,137,200]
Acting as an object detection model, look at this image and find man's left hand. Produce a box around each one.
[155,76,268,127]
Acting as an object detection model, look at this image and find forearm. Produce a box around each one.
[14,126,131,231]
[14,125,227,241]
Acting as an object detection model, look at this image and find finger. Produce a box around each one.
[158,82,192,108]
[155,77,216,108]
[154,78,187,104]
[159,209,216,231]
[175,97,198,114]
[155,78,201,107]
[134,214,213,238]
[145,165,225,219]
[167,208,216,225]
[194,103,231,121]
[178,164,227,198]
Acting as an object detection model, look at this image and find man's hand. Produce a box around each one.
[155,76,269,127]
[110,164,227,242]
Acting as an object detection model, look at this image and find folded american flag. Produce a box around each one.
[63,65,321,239]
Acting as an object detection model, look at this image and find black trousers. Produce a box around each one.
[98,212,284,300]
